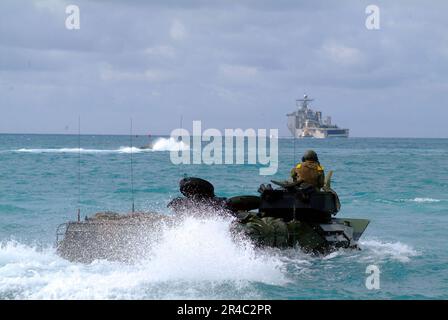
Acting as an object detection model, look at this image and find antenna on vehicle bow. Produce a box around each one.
[77,116,81,222]
[130,118,135,213]
[293,129,297,167]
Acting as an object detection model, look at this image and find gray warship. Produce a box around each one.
[287,95,349,138]
[56,175,369,263]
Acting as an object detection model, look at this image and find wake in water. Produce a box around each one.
[0,213,420,299]
[6,138,189,154]
[12,147,141,154]
[358,239,419,263]
[375,197,444,204]
[404,198,442,203]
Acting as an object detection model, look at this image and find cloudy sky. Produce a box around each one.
[1,0,447,137]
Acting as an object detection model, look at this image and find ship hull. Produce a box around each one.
[289,127,349,139]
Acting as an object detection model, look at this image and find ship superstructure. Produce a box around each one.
[287,95,349,138]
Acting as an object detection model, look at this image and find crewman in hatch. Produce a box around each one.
[291,150,325,189]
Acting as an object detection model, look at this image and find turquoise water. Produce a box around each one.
[0,134,447,299]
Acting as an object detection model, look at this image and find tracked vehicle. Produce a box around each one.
[56,176,369,263]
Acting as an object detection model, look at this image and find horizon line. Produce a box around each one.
[0,132,447,139]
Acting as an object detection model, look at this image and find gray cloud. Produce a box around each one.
[0,0,447,137]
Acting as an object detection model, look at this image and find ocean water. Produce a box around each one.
[0,134,447,300]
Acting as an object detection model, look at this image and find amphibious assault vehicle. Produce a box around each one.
[56,176,369,263]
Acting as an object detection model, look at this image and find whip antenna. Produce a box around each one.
[293,131,297,166]
[77,116,81,222]
[130,118,135,213]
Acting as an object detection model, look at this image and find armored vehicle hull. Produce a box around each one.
[56,178,369,263]
[56,212,174,263]
[232,214,369,253]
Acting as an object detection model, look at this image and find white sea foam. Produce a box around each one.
[0,216,286,299]
[407,198,441,203]
[359,239,419,263]
[12,147,143,154]
[375,197,443,204]
[0,214,420,299]
[10,138,189,154]
[15,148,109,153]
[151,137,189,151]
[116,146,148,153]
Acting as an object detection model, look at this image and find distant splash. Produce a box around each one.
[6,138,189,154]
[152,137,189,151]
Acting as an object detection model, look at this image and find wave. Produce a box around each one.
[359,239,419,263]
[277,239,419,264]
[375,197,443,204]
[0,216,286,299]
[7,138,189,154]
[11,147,146,154]
[405,197,441,203]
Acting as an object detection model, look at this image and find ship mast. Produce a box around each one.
[296,94,314,110]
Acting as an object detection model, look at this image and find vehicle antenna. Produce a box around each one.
[179,114,187,178]
[293,131,297,166]
[130,118,135,213]
[77,116,81,222]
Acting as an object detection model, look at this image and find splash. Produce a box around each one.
[0,216,287,299]
[151,137,189,151]
[146,216,286,282]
